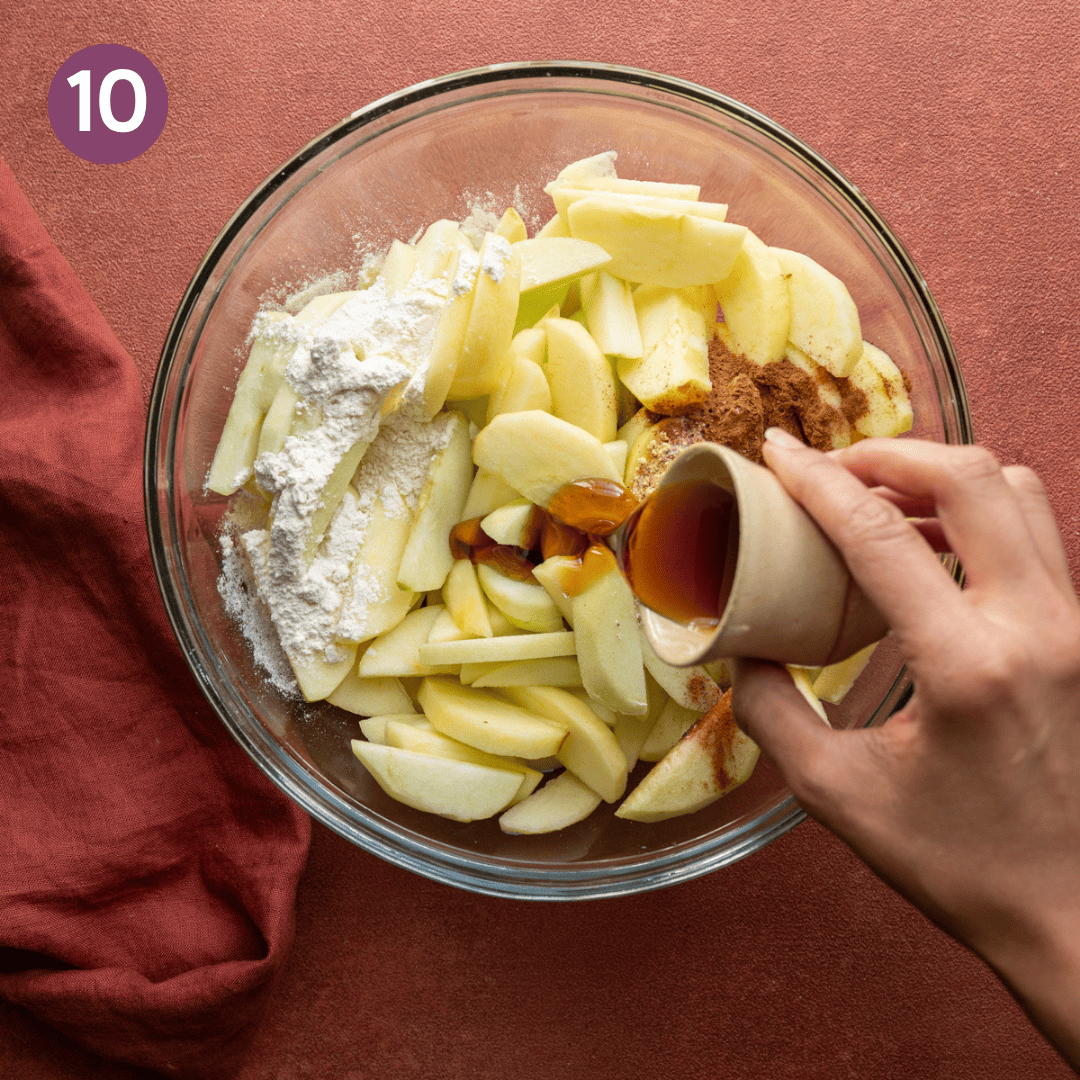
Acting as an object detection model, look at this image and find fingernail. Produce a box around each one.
[763,427,804,449]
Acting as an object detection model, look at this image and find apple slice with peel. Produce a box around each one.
[499,770,602,834]
[567,195,746,288]
[616,691,761,822]
[446,233,520,399]
[470,657,582,688]
[442,559,493,638]
[772,247,862,377]
[326,673,416,717]
[620,286,711,415]
[417,677,567,758]
[350,741,521,822]
[501,686,628,802]
[714,229,790,365]
[472,411,621,506]
[476,564,565,633]
[419,631,576,666]
[207,311,292,495]
[358,606,458,678]
[543,318,618,442]
[570,547,648,716]
[358,713,431,745]
[397,412,472,592]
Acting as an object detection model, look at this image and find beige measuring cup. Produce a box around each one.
[629,442,888,668]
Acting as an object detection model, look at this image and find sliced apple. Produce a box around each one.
[326,672,416,717]
[531,556,579,627]
[714,230,790,365]
[417,677,567,758]
[480,499,535,546]
[570,547,648,716]
[567,195,746,288]
[423,246,480,417]
[289,643,358,703]
[358,605,458,678]
[542,317,618,442]
[612,673,669,771]
[460,468,517,520]
[397,412,472,591]
[446,234,521,399]
[470,657,582,688]
[487,356,552,423]
[639,697,705,761]
[845,346,905,438]
[813,641,877,704]
[472,410,621,506]
[377,239,417,295]
[604,439,628,478]
[495,207,528,244]
[476,563,566,633]
[536,213,571,239]
[617,286,711,415]
[501,686,628,802]
[207,312,292,495]
[442,558,494,638]
[351,741,521,821]
[772,247,862,377]
[499,770,603,833]
[358,713,430,745]
[414,219,462,282]
[580,270,644,360]
[639,632,722,711]
[336,487,415,644]
[418,631,576,666]
[616,692,761,822]
[543,151,618,196]
[862,342,913,434]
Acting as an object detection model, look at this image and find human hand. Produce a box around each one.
[732,428,1080,1071]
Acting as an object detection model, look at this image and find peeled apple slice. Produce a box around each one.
[714,229,790,365]
[472,411,621,506]
[350,741,522,822]
[499,770,602,834]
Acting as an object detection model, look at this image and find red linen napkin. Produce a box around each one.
[0,160,311,1078]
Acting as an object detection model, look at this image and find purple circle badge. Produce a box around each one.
[48,45,168,164]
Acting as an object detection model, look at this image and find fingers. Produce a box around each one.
[1001,465,1075,596]
[762,430,967,640]
[731,658,834,809]
[829,439,1047,597]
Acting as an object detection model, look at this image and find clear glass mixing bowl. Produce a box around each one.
[145,62,970,900]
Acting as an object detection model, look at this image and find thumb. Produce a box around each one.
[731,658,834,807]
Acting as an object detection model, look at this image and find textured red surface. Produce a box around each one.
[3,0,1079,1076]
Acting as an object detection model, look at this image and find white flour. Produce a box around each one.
[218,267,455,679]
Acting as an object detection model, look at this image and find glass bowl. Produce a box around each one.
[145,62,970,900]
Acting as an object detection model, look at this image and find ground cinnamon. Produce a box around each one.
[626,338,869,498]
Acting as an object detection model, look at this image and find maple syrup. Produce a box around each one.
[619,479,739,628]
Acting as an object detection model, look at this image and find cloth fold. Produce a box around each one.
[0,159,310,1078]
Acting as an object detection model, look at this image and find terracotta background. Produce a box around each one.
[3,1,1080,1076]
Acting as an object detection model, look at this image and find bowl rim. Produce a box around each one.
[145,60,969,900]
